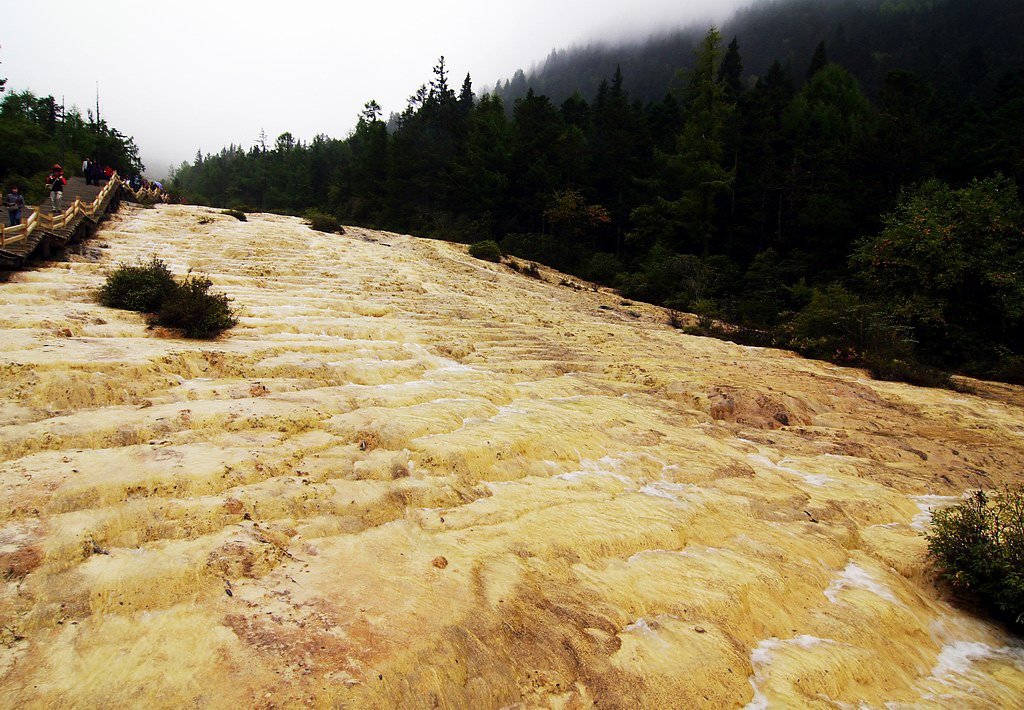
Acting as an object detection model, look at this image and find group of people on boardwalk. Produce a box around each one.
[3,160,170,230]
[2,164,67,228]
[2,162,82,228]
[82,157,112,186]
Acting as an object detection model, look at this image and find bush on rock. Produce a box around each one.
[927,487,1024,626]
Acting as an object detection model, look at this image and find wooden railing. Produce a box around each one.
[123,183,169,204]
[0,174,125,249]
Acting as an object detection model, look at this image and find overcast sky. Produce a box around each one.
[4,0,745,179]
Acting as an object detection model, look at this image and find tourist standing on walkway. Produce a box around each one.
[88,160,102,186]
[5,186,25,227]
[82,157,90,182]
[46,165,66,213]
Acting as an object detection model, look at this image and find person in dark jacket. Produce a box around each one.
[5,186,25,227]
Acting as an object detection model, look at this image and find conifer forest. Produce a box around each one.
[167,0,1024,384]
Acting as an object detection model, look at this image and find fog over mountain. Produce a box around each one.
[493,0,1024,107]
[4,0,748,178]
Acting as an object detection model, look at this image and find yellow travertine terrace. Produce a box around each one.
[1,205,1022,708]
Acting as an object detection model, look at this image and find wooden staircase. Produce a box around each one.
[1,176,124,268]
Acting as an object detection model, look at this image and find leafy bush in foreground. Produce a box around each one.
[98,258,177,312]
[927,487,1024,626]
[154,274,239,339]
[98,260,238,339]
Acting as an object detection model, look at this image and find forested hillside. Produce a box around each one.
[494,0,1024,107]
[169,0,1024,384]
[0,91,144,202]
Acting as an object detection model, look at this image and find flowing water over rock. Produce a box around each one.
[1,205,1023,707]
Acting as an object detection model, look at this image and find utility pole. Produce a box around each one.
[59,95,65,166]
[95,82,101,166]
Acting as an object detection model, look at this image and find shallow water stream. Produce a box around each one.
[1,205,1022,707]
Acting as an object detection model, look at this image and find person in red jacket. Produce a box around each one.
[46,164,67,213]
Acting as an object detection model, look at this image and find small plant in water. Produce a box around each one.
[98,257,177,312]
[98,260,238,339]
[304,209,343,233]
[154,273,239,339]
[469,240,502,262]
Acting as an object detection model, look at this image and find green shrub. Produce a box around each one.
[927,487,1024,626]
[469,240,502,262]
[100,259,238,339]
[304,209,343,234]
[153,273,239,339]
[98,258,177,312]
[222,209,247,221]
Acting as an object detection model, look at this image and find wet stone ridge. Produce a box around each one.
[0,204,1022,707]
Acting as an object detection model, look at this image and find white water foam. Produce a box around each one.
[555,457,632,485]
[930,640,1024,685]
[824,562,901,605]
[638,480,701,502]
[909,495,962,531]
[749,454,834,487]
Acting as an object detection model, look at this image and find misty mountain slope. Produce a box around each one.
[495,0,1024,105]
[0,205,1023,707]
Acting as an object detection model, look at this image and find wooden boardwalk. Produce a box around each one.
[1,176,125,269]
[46,175,105,209]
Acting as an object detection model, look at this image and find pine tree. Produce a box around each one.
[719,36,744,101]
[807,41,828,81]
[590,65,644,249]
[673,27,736,255]
[458,74,474,111]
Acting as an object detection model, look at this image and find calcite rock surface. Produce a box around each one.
[0,204,1022,707]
